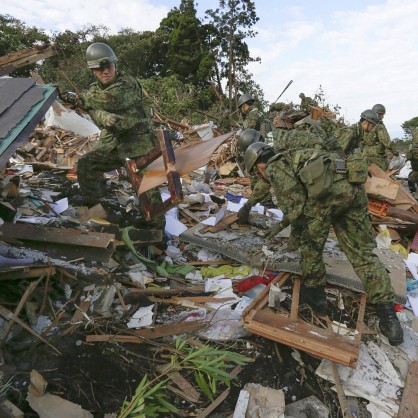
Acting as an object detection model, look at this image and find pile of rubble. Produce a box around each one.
[1,114,418,417]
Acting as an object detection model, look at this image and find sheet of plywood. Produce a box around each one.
[369,163,417,211]
[365,176,399,200]
[245,310,359,367]
[138,132,233,194]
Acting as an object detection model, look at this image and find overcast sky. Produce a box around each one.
[3,0,417,138]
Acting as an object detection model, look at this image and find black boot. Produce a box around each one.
[408,179,416,192]
[299,284,328,316]
[375,303,404,346]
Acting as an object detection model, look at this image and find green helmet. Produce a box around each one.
[86,42,118,69]
[238,93,255,108]
[244,142,274,173]
[360,109,380,125]
[372,103,386,115]
[237,129,262,153]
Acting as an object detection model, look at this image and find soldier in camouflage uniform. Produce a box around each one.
[244,115,404,346]
[66,43,164,227]
[406,127,418,192]
[361,104,398,170]
[238,94,265,134]
[235,129,274,225]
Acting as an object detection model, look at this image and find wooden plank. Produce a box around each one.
[368,163,418,211]
[166,371,201,404]
[0,223,115,262]
[200,213,238,233]
[245,310,359,368]
[86,320,207,343]
[0,266,56,281]
[365,176,399,201]
[242,272,292,321]
[126,287,205,296]
[397,361,418,418]
[138,132,234,194]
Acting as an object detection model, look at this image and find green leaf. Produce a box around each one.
[195,371,213,401]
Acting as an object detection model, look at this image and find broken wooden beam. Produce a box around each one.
[86,319,207,344]
[0,223,115,262]
[397,361,418,418]
[245,309,359,368]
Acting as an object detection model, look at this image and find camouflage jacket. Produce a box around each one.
[242,106,264,131]
[334,123,363,155]
[272,125,333,153]
[80,72,157,158]
[361,122,397,170]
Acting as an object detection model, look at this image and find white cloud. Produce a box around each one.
[2,0,417,137]
[2,0,170,33]
[249,0,418,137]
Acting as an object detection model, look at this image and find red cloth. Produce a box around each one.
[234,273,275,292]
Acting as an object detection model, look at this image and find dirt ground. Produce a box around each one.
[4,327,345,417]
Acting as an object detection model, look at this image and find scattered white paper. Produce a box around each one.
[266,208,284,220]
[407,290,418,316]
[165,213,188,236]
[227,201,243,212]
[234,296,253,314]
[205,277,240,310]
[128,271,153,287]
[405,252,418,281]
[51,198,68,214]
[127,304,154,328]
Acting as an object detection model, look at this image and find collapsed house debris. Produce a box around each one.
[1,78,418,417]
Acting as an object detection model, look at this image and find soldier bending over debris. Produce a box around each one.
[243,112,404,346]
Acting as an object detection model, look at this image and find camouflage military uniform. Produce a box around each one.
[77,72,164,225]
[361,122,397,170]
[264,149,395,304]
[242,106,264,132]
[407,128,418,190]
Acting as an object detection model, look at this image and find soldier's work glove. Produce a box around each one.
[265,222,284,241]
[90,110,119,129]
[237,202,251,224]
[63,91,80,106]
[104,112,118,128]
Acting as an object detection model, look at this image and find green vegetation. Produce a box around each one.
[118,338,252,418]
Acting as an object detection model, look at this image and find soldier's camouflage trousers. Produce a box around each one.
[299,179,395,304]
[77,147,165,228]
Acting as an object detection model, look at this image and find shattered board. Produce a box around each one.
[181,219,406,304]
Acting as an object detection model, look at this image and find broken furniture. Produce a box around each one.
[242,272,366,368]
[125,128,183,220]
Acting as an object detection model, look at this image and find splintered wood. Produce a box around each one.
[242,272,364,368]
[14,126,98,168]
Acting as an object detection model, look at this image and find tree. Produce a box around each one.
[205,0,261,111]
[40,25,110,94]
[0,14,50,76]
[156,0,215,87]
[401,116,418,140]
